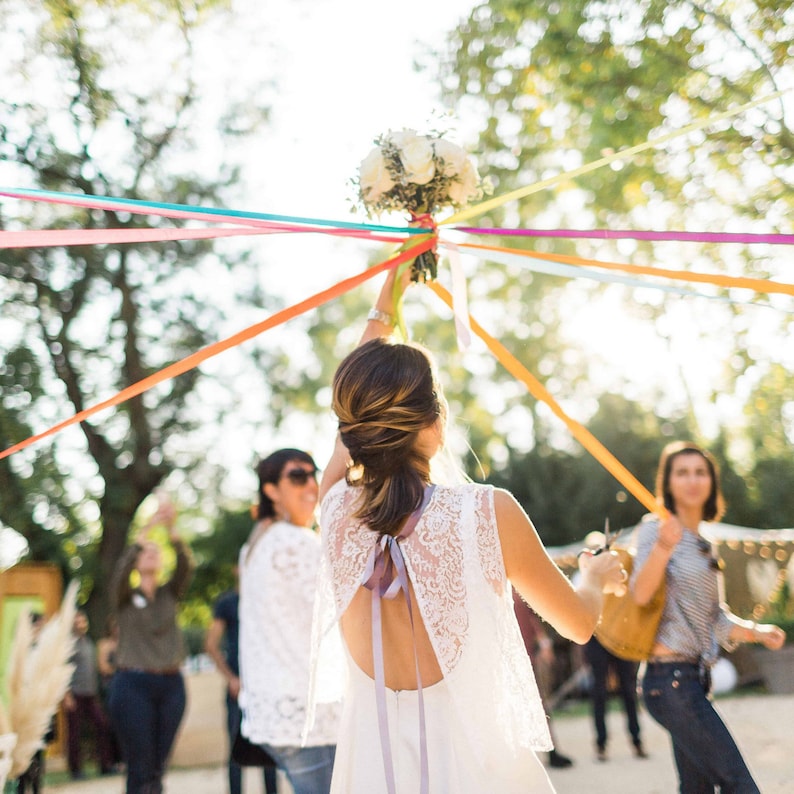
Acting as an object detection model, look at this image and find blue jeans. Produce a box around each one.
[258,743,335,794]
[226,693,277,794]
[108,670,186,794]
[642,662,759,793]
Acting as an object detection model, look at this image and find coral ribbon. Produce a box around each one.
[0,238,433,461]
[428,282,660,515]
[441,241,788,308]
[458,241,794,298]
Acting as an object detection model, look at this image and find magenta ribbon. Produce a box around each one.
[361,485,435,794]
[453,227,794,245]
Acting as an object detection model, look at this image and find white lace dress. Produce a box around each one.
[238,521,339,747]
[308,481,555,793]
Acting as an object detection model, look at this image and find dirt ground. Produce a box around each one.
[46,691,793,794]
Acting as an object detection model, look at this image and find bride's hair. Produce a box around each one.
[332,338,443,536]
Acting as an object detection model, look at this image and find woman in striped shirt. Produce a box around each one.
[631,441,785,793]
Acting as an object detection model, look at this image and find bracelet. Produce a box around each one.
[367,307,395,326]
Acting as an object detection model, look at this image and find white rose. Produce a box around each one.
[359,147,395,203]
[385,128,418,148]
[399,135,435,185]
[433,139,468,177]
[448,159,480,205]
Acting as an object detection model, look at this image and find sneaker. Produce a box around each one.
[596,745,607,762]
[548,750,574,768]
[633,741,649,759]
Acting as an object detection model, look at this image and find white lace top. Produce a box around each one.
[239,520,339,746]
[307,481,552,766]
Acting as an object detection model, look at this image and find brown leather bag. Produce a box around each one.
[593,546,666,662]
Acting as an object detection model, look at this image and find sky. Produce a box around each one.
[174,0,793,504]
[2,0,792,517]
[165,0,490,502]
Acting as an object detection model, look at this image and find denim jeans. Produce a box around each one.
[642,662,759,793]
[108,670,186,794]
[226,693,277,794]
[258,742,335,794]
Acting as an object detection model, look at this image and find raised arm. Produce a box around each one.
[633,514,679,605]
[319,265,408,503]
[111,541,141,608]
[495,489,625,645]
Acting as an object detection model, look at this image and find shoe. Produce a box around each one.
[633,741,649,759]
[596,746,607,762]
[548,750,574,768]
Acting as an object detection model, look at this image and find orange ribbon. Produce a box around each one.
[1,239,434,461]
[428,281,662,516]
[459,242,794,298]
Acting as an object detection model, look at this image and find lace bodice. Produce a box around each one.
[238,521,339,746]
[307,481,552,763]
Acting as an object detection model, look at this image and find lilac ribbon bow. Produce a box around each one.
[361,485,435,794]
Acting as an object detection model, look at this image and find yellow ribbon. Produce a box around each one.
[441,90,788,226]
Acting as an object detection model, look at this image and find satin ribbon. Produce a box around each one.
[0,224,409,249]
[0,187,425,235]
[452,227,794,246]
[441,89,789,225]
[458,241,794,298]
[445,241,792,310]
[428,282,661,515]
[361,485,435,794]
[0,238,434,461]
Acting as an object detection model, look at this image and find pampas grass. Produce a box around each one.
[5,580,79,779]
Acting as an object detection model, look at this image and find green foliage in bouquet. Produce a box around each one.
[354,129,490,282]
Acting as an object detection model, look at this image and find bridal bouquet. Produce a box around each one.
[356,129,489,281]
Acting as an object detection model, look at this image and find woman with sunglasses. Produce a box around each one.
[237,448,339,794]
[306,268,626,793]
[632,441,785,793]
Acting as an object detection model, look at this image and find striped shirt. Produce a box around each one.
[631,516,735,666]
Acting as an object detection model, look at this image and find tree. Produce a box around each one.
[485,393,696,545]
[433,0,793,474]
[0,0,275,634]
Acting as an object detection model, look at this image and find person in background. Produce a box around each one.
[63,610,115,779]
[108,495,195,794]
[96,616,123,771]
[310,267,626,793]
[582,634,646,761]
[513,589,574,769]
[205,566,278,794]
[632,441,786,793]
[238,449,339,794]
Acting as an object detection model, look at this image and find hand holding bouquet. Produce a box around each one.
[356,129,489,281]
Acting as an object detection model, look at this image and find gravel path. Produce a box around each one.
[47,692,794,793]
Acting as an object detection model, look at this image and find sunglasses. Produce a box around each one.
[280,468,317,486]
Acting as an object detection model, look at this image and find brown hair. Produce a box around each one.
[332,338,442,536]
[255,448,317,520]
[655,440,725,522]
